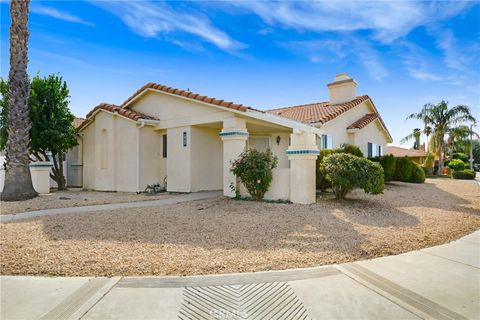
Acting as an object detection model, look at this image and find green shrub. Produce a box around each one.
[444,159,450,168]
[453,153,468,163]
[231,149,278,201]
[394,157,414,182]
[410,163,426,183]
[340,143,364,157]
[322,153,384,200]
[452,169,476,180]
[316,149,338,191]
[316,145,366,191]
[372,154,396,181]
[447,159,466,171]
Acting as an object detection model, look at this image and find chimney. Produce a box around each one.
[327,73,357,104]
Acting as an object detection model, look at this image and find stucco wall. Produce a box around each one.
[113,116,137,192]
[166,126,191,192]
[81,111,163,192]
[191,126,223,192]
[82,121,95,190]
[354,120,389,157]
[130,91,228,123]
[319,101,389,155]
[139,126,163,190]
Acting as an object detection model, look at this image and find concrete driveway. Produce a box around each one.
[1,231,479,320]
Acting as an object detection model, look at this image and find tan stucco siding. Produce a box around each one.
[139,127,163,190]
[82,122,95,190]
[354,120,389,157]
[318,101,388,155]
[166,126,191,192]
[319,101,372,148]
[191,126,223,192]
[113,117,137,192]
[81,111,140,192]
[130,91,229,123]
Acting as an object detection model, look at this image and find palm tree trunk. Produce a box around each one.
[437,137,444,176]
[1,0,37,201]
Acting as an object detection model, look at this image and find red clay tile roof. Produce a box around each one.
[386,146,426,158]
[267,95,370,124]
[347,113,379,129]
[73,118,86,129]
[121,82,260,113]
[78,103,159,131]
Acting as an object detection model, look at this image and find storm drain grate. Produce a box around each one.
[178,281,310,320]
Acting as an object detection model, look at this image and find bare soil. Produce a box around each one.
[1,179,479,276]
[0,190,173,215]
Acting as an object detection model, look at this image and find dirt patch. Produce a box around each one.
[0,190,173,215]
[1,179,479,276]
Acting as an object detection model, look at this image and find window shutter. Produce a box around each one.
[368,143,372,158]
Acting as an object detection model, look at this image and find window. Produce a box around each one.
[372,143,377,157]
[367,142,373,158]
[162,134,167,158]
[321,134,333,149]
[249,136,270,152]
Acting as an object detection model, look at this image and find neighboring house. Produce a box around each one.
[386,145,427,164]
[72,73,393,204]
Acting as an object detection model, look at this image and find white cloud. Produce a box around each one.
[31,5,94,26]
[284,38,387,80]
[231,1,472,43]
[436,29,477,72]
[93,1,244,52]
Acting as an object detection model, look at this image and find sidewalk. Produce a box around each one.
[1,231,479,319]
[0,191,221,223]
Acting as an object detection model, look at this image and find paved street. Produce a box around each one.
[1,230,478,319]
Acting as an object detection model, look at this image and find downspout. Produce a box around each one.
[136,120,146,193]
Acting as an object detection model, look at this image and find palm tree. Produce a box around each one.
[1,0,37,201]
[407,101,476,176]
[447,125,479,157]
[401,128,422,149]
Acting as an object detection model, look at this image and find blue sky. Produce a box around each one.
[1,1,479,146]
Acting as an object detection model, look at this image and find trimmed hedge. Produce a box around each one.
[316,144,365,191]
[372,154,396,181]
[410,163,426,183]
[394,156,414,182]
[452,169,476,180]
[322,153,384,199]
[316,149,339,192]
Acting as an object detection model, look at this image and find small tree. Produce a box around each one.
[231,149,278,201]
[322,153,384,200]
[447,159,466,171]
[1,74,77,190]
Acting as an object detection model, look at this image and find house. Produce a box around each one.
[386,145,426,164]
[72,73,392,204]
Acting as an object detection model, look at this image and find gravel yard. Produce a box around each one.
[0,190,173,215]
[1,178,479,276]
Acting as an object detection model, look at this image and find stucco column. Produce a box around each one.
[29,162,53,194]
[287,132,319,204]
[220,117,248,197]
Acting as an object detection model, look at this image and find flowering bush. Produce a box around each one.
[322,153,384,200]
[230,149,278,201]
